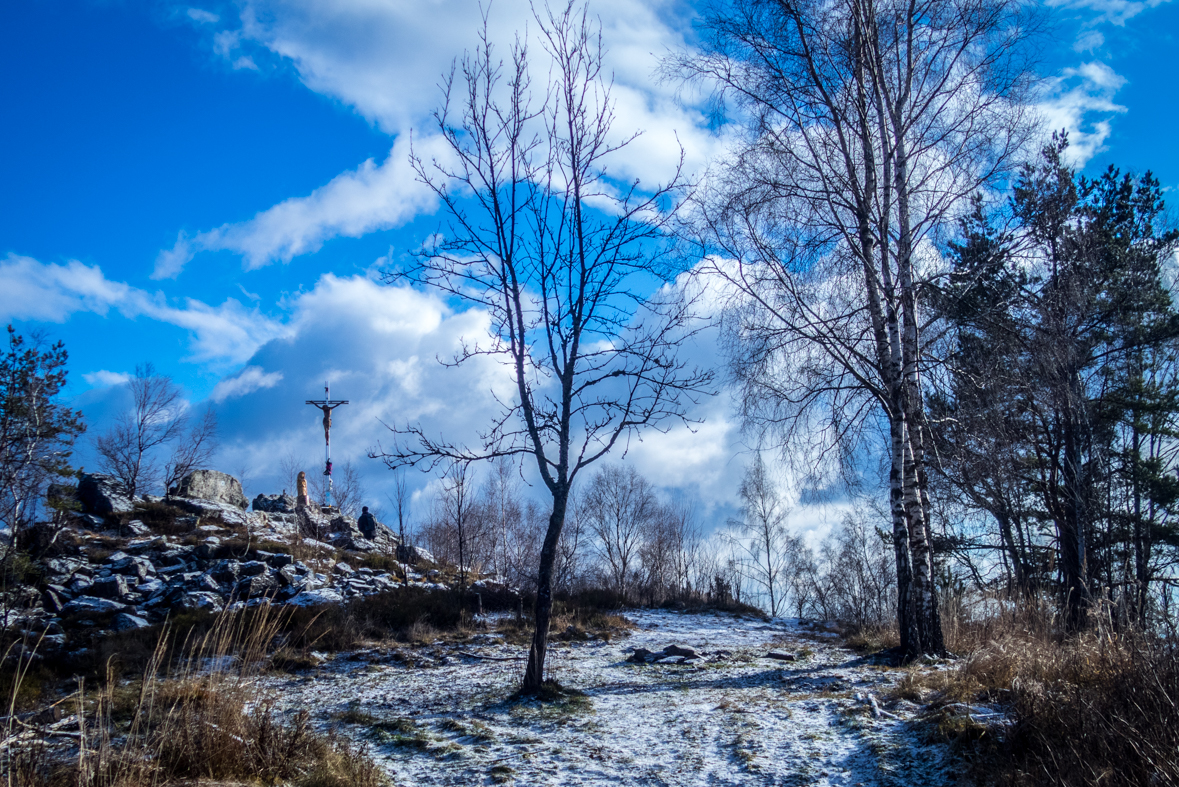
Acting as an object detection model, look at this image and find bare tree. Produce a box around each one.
[582,464,656,601]
[639,500,702,603]
[726,454,797,616]
[278,451,304,498]
[481,456,524,580]
[388,469,414,576]
[312,458,364,517]
[163,407,218,494]
[372,3,714,690]
[95,363,190,498]
[675,0,1037,657]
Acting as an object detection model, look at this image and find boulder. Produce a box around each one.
[236,573,277,599]
[253,493,296,513]
[211,561,241,584]
[398,544,435,565]
[256,550,293,569]
[664,645,699,659]
[172,470,248,510]
[329,515,364,541]
[90,575,132,601]
[78,474,134,517]
[179,591,224,613]
[239,560,269,577]
[62,596,130,615]
[111,555,155,581]
[276,564,302,587]
[287,588,345,607]
[112,613,151,631]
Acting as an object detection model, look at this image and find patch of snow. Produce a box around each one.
[263,609,961,786]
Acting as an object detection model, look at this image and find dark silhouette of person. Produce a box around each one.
[358,506,378,540]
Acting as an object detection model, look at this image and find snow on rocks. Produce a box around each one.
[265,609,960,787]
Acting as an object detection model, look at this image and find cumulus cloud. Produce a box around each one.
[1038,61,1128,166]
[208,274,514,496]
[0,254,131,322]
[154,135,441,275]
[82,370,133,388]
[156,0,730,274]
[212,365,284,402]
[0,254,284,366]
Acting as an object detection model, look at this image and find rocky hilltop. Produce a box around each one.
[6,470,512,662]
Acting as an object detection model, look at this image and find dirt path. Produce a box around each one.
[268,610,956,786]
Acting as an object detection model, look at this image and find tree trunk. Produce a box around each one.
[1060,396,1090,631]
[523,487,569,691]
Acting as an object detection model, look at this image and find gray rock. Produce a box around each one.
[171,496,252,527]
[91,575,132,600]
[236,573,277,599]
[287,588,345,607]
[112,613,151,631]
[178,592,224,613]
[398,544,435,565]
[253,493,296,513]
[78,474,134,517]
[333,562,355,576]
[193,573,222,593]
[41,587,65,614]
[137,578,165,596]
[211,561,241,584]
[256,550,293,568]
[239,560,269,577]
[62,596,130,615]
[276,565,301,587]
[171,470,248,509]
[67,576,94,596]
[125,519,151,537]
[111,555,155,581]
[664,645,699,659]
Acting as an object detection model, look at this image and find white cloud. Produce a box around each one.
[187,8,219,24]
[1038,61,1128,166]
[153,231,194,279]
[0,254,131,322]
[1048,0,1172,26]
[0,254,284,366]
[156,135,441,274]
[1073,29,1105,51]
[212,365,284,402]
[157,0,730,273]
[82,370,133,388]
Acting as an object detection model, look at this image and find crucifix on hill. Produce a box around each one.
[305,382,348,508]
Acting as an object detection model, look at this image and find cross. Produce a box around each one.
[305,382,348,507]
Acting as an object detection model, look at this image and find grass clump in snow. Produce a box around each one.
[489,763,516,783]
[440,716,497,741]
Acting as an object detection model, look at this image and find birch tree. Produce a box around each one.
[676,0,1037,656]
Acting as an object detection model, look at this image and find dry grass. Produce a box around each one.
[2,604,385,787]
[892,597,1179,787]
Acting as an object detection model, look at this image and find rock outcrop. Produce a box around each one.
[171,470,248,510]
[253,493,296,513]
[78,474,134,517]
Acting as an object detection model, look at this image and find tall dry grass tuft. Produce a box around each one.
[901,593,1179,787]
[2,602,385,787]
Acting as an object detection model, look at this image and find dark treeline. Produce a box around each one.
[930,136,1179,631]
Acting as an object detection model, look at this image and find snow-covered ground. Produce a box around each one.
[266,610,957,786]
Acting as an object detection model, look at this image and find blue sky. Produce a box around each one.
[1,0,1176,528]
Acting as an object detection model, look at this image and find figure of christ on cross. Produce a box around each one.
[305,384,349,445]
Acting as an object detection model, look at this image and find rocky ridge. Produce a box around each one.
[5,470,513,661]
